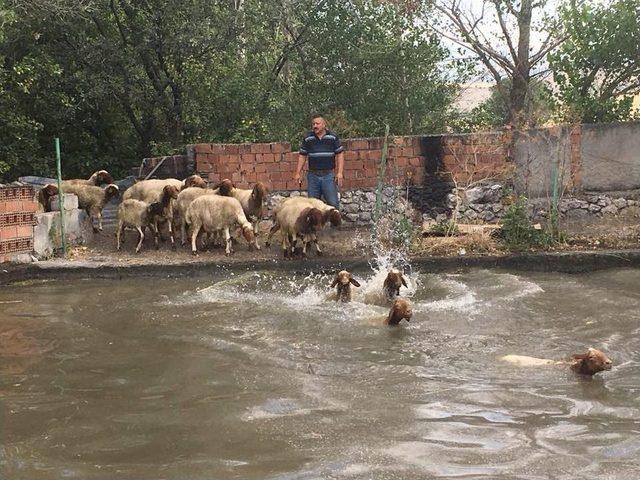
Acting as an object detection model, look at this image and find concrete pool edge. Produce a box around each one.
[2,249,640,285]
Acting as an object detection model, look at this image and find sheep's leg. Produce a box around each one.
[224,227,233,256]
[265,223,280,248]
[98,211,103,232]
[282,232,290,258]
[152,222,160,250]
[180,219,187,246]
[252,220,261,250]
[168,219,176,250]
[191,224,201,255]
[135,226,144,253]
[88,209,98,233]
[116,221,123,250]
[313,235,323,256]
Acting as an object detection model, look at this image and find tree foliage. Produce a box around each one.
[0,0,460,182]
[549,0,640,123]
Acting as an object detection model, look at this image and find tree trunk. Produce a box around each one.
[508,0,532,126]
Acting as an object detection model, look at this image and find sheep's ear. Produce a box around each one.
[349,277,361,287]
[330,276,339,288]
[400,275,408,288]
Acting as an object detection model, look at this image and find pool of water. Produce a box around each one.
[1,267,639,479]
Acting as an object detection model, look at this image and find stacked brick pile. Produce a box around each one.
[0,186,37,263]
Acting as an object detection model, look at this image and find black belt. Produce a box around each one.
[309,169,334,175]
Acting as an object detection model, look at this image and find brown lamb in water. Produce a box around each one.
[383,269,408,300]
[385,298,413,325]
[330,270,361,302]
[500,348,613,376]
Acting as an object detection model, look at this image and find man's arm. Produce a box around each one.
[335,152,344,188]
[294,154,307,185]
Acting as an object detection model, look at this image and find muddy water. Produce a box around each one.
[0,267,639,479]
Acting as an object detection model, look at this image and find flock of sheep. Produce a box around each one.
[37,169,341,258]
[36,169,614,376]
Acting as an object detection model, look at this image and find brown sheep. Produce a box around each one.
[385,298,413,325]
[500,348,613,376]
[61,170,113,188]
[182,174,207,189]
[146,184,180,249]
[37,184,59,212]
[383,269,408,300]
[267,200,325,257]
[330,270,361,302]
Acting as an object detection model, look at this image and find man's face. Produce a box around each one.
[311,117,326,134]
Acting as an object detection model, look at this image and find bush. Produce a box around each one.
[500,196,553,251]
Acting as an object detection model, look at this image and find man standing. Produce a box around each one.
[293,113,344,209]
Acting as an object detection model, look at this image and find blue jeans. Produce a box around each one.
[307,171,340,209]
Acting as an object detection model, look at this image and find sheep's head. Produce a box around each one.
[383,269,408,298]
[162,184,180,200]
[330,270,360,302]
[95,170,114,185]
[216,179,234,196]
[104,184,120,200]
[303,207,324,232]
[251,182,268,205]
[571,348,612,376]
[386,298,413,325]
[331,270,360,288]
[324,208,342,227]
[241,224,255,244]
[38,184,59,211]
[183,175,206,189]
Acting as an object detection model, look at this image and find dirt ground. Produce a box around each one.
[66,223,372,265]
[62,217,640,267]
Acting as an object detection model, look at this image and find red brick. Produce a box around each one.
[344,151,358,162]
[193,144,213,154]
[271,181,287,190]
[368,138,384,149]
[241,153,256,163]
[270,142,290,154]
[222,144,240,155]
[245,172,258,183]
[283,152,299,163]
[250,143,271,154]
[285,180,301,190]
[16,225,33,238]
[409,157,423,167]
[207,173,221,184]
[20,200,38,212]
[198,162,214,173]
[238,143,252,154]
[0,226,17,240]
[255,163,268,174]
[258,153,276,163]
[346,139,369,150]
[231,172,242,183]
[346,160,364,171]
[4,201,19,213]
[394,157,409,168]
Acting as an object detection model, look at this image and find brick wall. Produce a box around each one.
[189,132,510,191]
[0,186,37,263]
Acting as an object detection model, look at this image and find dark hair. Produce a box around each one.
[310,112,324,121]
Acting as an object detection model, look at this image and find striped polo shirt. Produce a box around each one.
[299,130,344,171]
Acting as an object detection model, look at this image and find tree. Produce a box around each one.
[427,0,565,127]
[549,0,640,123]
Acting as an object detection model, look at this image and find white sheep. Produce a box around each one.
[174,187,218,245]
[116,199,150,253]
[225,182,268,250]
[266,198,325,257]
[279,196,341,254]
[185,195,255,255]
[61,183,120,232]
[122,178,184,203]
[61,170,113,188]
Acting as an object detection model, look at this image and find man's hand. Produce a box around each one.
[336,173,344,188]
[293,172,302,185]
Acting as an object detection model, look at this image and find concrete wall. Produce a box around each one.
[580,122,640,191]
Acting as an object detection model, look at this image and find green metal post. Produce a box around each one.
[55,138,66,256]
